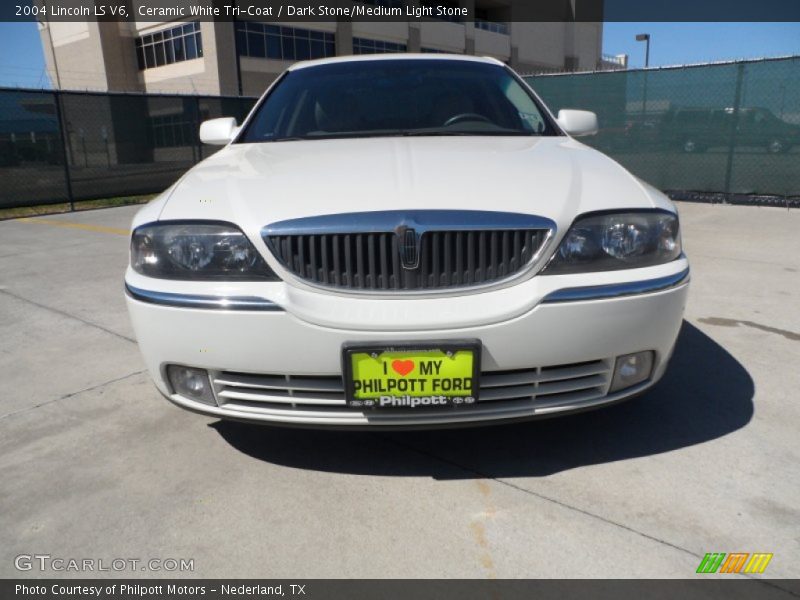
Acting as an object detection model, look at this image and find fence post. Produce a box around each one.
[232,17,244,97]
[195,96,201,164]
[723,63,745,202]
[53,90,75,211]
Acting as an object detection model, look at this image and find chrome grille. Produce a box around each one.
[261,210,555,292]
[264,229,548,291]
[211,359,612,413]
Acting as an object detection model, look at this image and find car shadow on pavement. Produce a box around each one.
[213,321,754,478]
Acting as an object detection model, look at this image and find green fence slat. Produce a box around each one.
[526,56,800,198]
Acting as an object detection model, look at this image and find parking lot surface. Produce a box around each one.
[1,202,798,582]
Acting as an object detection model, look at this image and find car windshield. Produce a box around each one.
[237,59,557,143]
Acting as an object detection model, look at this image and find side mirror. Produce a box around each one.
[199,117,239,145]
[556,109,599,137]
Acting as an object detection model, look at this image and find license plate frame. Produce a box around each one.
[341,339,481,409]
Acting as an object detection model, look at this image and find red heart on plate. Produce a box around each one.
[391,359,415,377]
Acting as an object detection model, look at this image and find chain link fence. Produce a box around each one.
[0,88,256,209]
[525,56,800,202]
[3,57,800,210]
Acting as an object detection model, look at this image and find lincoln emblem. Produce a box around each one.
[397,227,419,270]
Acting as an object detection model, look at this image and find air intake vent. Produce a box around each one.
[266,229,546,291]
[262,210,553,292]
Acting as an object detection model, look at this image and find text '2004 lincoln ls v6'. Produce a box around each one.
[124,55,689,428]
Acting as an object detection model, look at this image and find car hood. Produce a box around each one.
[155,136,667,238]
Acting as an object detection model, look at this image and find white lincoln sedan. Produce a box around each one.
[125,54,689,428]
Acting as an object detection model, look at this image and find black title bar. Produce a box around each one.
[4,579,800,600]
[4,0,800,22]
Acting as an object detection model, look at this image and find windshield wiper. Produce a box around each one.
[398,131,474,136]
[397,130,535,137]
[267,130,536,142]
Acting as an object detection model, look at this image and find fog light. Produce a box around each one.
[609,351,654,393]
[166,365,216,406]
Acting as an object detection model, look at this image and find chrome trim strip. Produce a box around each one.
[541,267,690,303]
[165,378,653,428]
[262,209,556,236]
[125,284,283,311]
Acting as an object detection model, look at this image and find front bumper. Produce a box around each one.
[125,263,689,428]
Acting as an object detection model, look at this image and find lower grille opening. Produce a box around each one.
[211,358,612,413]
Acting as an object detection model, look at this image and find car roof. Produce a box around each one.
[287,53,506,71]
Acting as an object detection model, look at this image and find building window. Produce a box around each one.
[420,47,452,54]
[236,23,335,61]
[150,113,196,148]
[136,22,202,70]
[474,20,509,35]
[352,37,407,54]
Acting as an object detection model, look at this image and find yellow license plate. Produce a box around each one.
[343,341,481,408]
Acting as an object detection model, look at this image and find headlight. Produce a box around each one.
[543,210,681,274]
[131,222,279,281]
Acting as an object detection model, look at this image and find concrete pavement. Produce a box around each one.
[0,203,798,582]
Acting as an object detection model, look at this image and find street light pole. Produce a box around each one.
[635,34,651,118]
[635,33,651,68]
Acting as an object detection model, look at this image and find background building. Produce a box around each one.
[39,3,604,96]
[22,1,605,206]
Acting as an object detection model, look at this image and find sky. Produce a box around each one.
[0,22,49,88]
[1,21,800,88]
[603,22,800,69]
